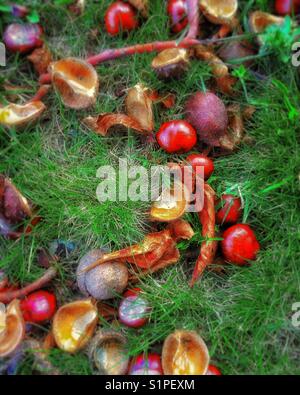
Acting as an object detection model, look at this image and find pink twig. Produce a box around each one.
[0,267,57,303]
[186,0,200,39]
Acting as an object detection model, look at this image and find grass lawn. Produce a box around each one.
[0,0,300,375]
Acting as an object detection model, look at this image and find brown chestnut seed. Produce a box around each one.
[218,42,256,68]
[152,48,189,79]
[77,249,128,300]
[88,330,129,375]
[185,91,228,147]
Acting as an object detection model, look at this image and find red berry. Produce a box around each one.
[206,364,222,375]
[216,194,242,225]
[118,294,151,328]
[20,290,56,323]
[186,153,214,180]
[275,0,300,15]
[105,1,138,36]
[129,353,163,375]
[156,120,197,154]
[221,224,260,265]
[167,0,188,33]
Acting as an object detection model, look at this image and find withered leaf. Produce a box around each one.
[27,45,52,75]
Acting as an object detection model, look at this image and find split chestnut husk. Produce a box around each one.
[150,182,189,222]
[0,300,25,358]
[185,91,228,147]
[125,84,154,132]
[52,299,98,353]
[88,330,129,375]
[162,330,210,375]
[199,0,238,25]
[77,249,128,300]
[151,48,190,79]
[0,102,46,129]
[49,58,99,109]
[249,11,284,45]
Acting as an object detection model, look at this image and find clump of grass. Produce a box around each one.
[0,0,299,375]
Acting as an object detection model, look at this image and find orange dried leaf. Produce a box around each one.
[219,105,244,151]
[167,219,195,242]
[194,45,228,78]
[83,113,147,136]
[125,84,154,132]
[27,45,52,75]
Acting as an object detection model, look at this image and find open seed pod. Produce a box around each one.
[49,58,99,109]
[199,0,238,25]
[88,330,129,375]
[127,0,149,17]
[0,300,25,358]
[162,330,210,375]
[77,249,128,300]
[150,182,189,222]
[52,299,98,353]
[152,48,190,79]
[0,102,45,128]
[194,45,228,78]
[249,11,284,45]
[125,84,154,132]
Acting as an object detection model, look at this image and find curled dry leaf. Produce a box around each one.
[125,84,154,132]
[0,101,45,128]
[52,299,98,353]
[249,11,284,45]
[215,74,237,96]
[127,0,149,17]
[49,58,99,109]
[148,91,176,109]
[81,220,194,274]
[199,0,238,25]
[83,113,147,136]
[194,45,228,78]
[167,219,195,242]
[162,330,210,375]
[150,182,190,222]
[191,183,218,286]
[219,105,244,151]
[27,46,52,75]
[0,300,25,358]
[152,48,190,79]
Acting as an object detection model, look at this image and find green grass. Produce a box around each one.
[1,0,300,375]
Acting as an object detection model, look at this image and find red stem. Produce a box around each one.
[0,267,57,303]
[29,84,51,102]
[186,0,200,39]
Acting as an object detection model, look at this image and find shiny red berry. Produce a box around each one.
[274,0,300,15]
[186,153,214,180]
[156,120,197,154]
[105,1,138,36]
[118,294,151,328]
[167,0,188,33]
[221,224,260,265]
[20,290,56,323]
[206,364,222,375]
[216,194,242,225]
[128,353,163,375]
